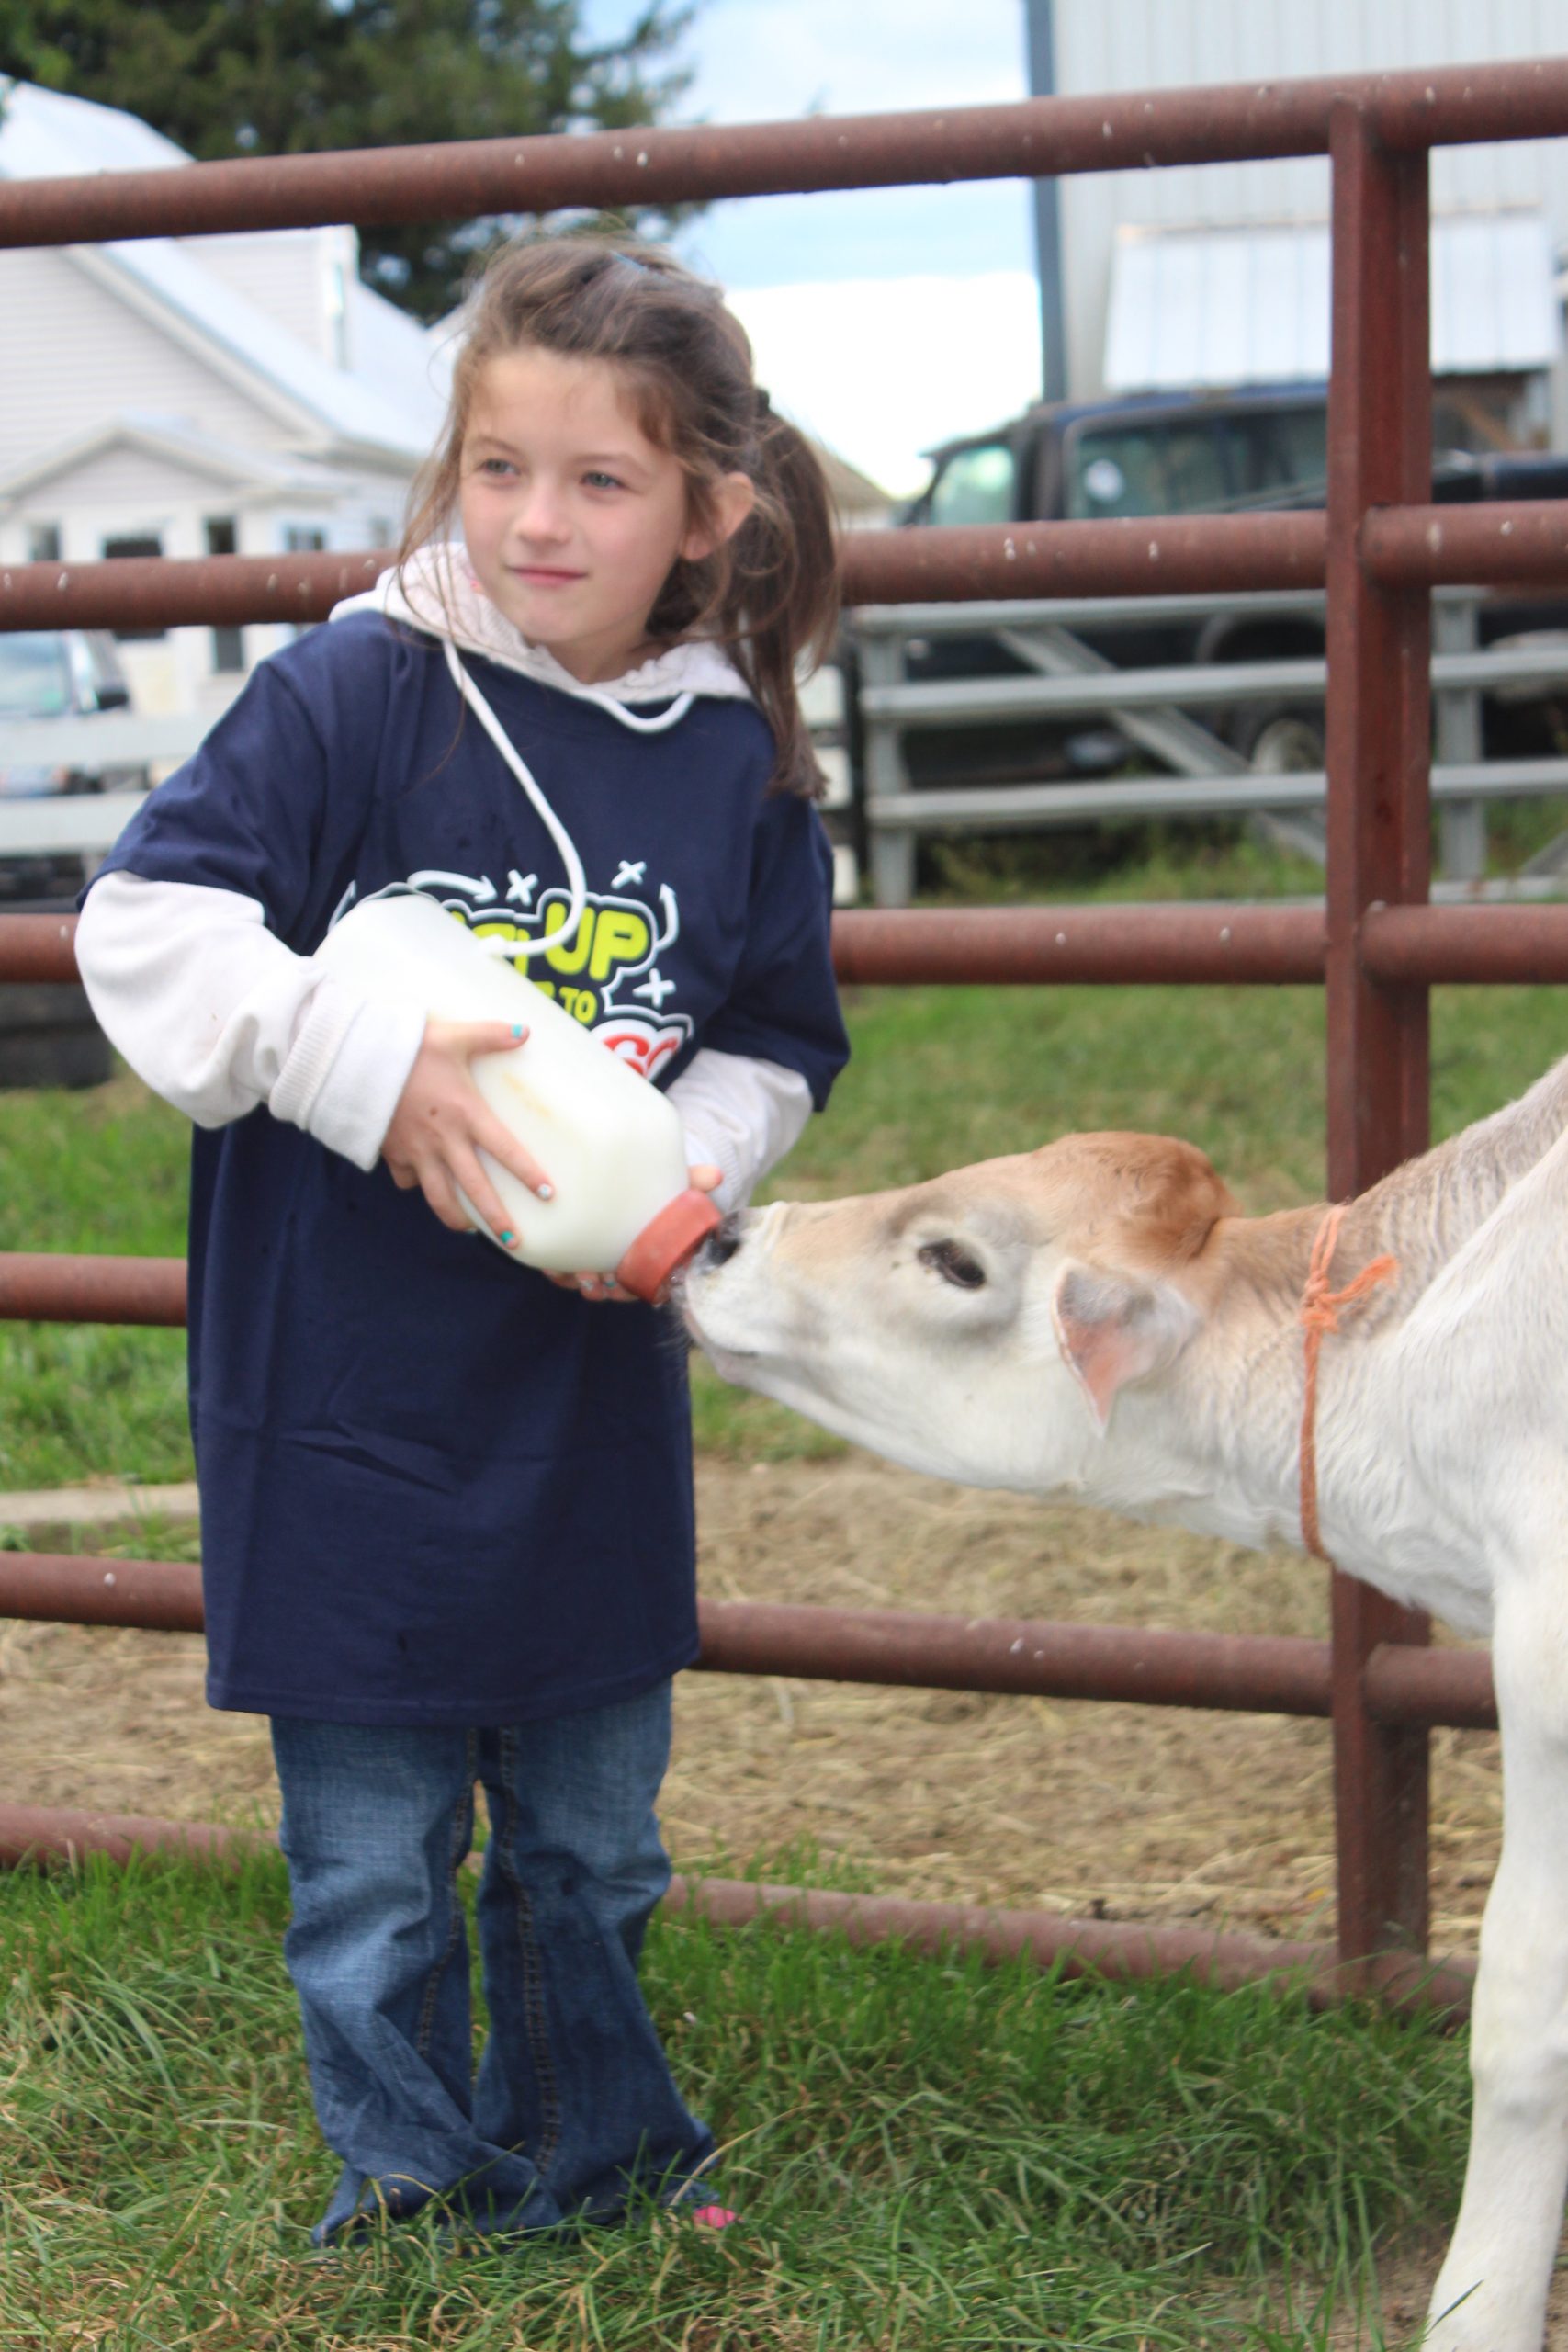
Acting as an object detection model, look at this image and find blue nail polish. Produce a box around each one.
[537,1183,553,1201]
[499,1230,516,1247]
[511,1024,525,1039]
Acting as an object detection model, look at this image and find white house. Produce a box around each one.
[0,79,449,720]
[1053,0,1568,445]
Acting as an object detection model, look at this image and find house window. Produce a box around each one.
[206,517,244,673]
[27,523,62,564]
[101,532,165,639]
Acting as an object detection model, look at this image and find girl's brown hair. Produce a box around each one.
[400,235,840,797]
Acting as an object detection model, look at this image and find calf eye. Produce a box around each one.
[918,1238,987,1290]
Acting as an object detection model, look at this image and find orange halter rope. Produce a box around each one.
[1298,1203,1399,1564]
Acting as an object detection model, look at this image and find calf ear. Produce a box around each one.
[1051,1262,1198,1432]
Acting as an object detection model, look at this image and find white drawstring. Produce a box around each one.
[443,639,584,961]
[579,686,696,734]
[441,640,694,963]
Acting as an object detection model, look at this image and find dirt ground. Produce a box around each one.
[1265,2245,1568,2352]
[0,1453,1543,2341]
[0,1451,1502,1957]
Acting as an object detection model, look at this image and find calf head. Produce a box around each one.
[681,1132,1236,1494]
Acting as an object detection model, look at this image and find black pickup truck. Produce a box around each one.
[853,380,1568,795]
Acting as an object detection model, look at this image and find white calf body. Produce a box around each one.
[681,1057,1568,2350]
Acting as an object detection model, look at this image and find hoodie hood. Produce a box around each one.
[328,540,754,712]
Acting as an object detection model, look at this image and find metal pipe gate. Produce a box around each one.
[5,54,1568,2001]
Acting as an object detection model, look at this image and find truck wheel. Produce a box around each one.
[0,984,113,1089]
[1235,706,1326,773]
[0,896,112,1090]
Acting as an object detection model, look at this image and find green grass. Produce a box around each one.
[0,1843,1468,2349]
[4,960,1568,1481]
[918,823,1330,907]
[0,1075,189,1490]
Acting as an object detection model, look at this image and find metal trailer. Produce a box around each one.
[849,584,1568,904]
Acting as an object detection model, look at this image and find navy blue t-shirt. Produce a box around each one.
[93,615,849,1725]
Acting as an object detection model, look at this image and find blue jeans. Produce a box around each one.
[270,1684,715,2243]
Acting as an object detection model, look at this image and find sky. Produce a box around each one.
[578,1,1048,493]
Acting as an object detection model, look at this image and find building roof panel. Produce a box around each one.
[1106,210,1559,390]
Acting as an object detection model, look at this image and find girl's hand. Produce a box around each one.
[549,1162,723,1303]
[382,1018,552,1246]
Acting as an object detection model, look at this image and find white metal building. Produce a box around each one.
[1055,0,1568,439]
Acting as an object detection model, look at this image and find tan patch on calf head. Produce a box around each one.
[1030,1132,1239,1275]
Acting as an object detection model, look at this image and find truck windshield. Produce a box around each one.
[928,443,1016,526]
[0,633,73,720]
[1066,421,1229,518]
[1228,405,1329,503]
[1068,404,1333,517]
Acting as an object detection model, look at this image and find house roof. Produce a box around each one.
[343,278,450,442]
[0,78,442,465]
[0,74,188,178]
[74,238,433,461]
[817,446,891,519]
[0,411,360,504]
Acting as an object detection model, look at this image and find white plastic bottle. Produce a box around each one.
[314,890,720,1299]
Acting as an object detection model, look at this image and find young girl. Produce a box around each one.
[74,236,850,2244]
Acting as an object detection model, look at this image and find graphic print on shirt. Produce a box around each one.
[409,866,693,1083]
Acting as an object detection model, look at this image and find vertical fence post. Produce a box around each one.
[1325,103,1433,1971]
[1434,594,1486,884]
[863,628,917,907]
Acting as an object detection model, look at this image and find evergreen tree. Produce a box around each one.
[0,1,698,321]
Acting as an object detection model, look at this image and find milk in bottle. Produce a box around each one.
[313,890,720,1299]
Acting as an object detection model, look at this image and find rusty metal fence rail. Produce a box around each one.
[6,54,1568,2000]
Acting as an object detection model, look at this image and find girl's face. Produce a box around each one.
[458,347,751,684]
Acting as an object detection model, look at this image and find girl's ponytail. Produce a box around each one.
[717,399,840,799]
[642,368,842,798]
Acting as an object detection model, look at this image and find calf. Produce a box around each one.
[681,1057,1568,2352]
